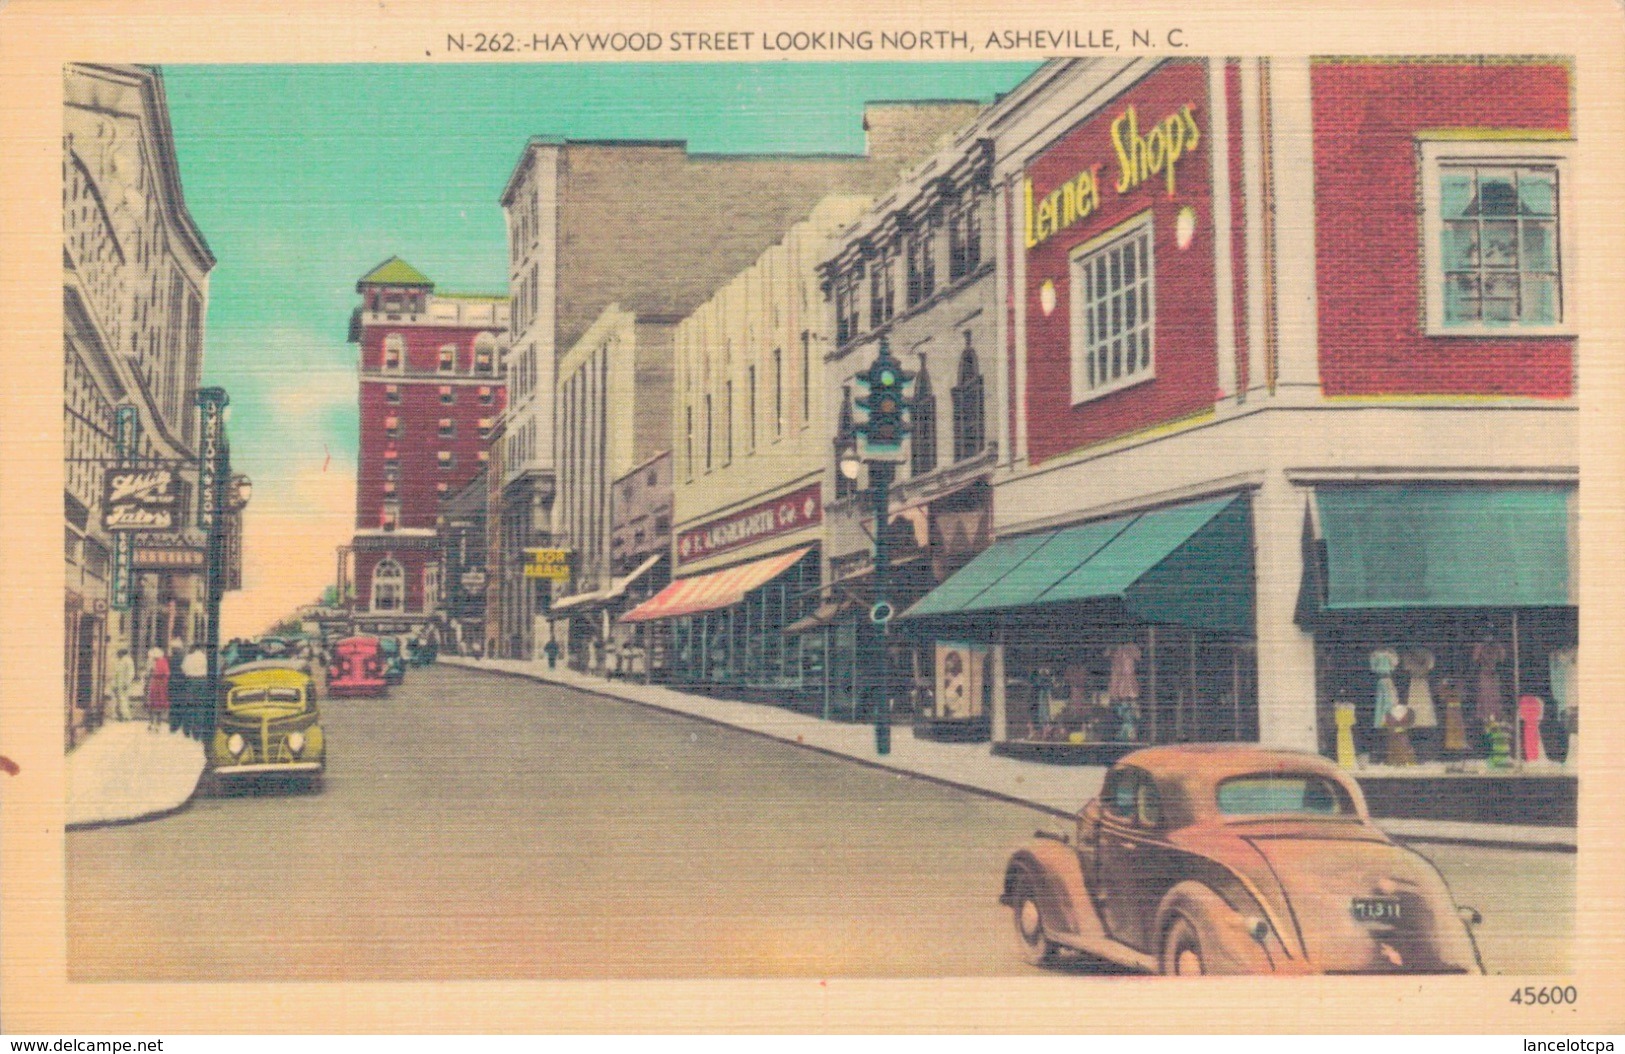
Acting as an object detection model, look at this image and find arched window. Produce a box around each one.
[371,558,404,612]
[910,357,937,478]
[951,333,985,463]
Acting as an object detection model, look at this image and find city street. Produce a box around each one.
[67,665,1573,981]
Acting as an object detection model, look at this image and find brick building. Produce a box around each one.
[346,257,508,637]
[895,58,1576,784]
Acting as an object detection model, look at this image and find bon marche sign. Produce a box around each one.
[678,483,821,565]
[1024,101,1202,249]
[523,548,572,581]
[103,467,178,531]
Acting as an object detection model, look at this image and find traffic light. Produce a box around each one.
[854,338,913,458]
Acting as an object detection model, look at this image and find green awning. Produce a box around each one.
[899,494,1254,633]
[1314,485,1573,609]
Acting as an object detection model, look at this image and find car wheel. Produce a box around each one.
[1161,914,1205,976]
[1012,878,1059,968]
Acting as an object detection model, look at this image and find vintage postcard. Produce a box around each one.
[4,0,1624,1036]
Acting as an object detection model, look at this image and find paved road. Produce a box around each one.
[66,665,1572,980]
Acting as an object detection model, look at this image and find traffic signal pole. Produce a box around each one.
[869,458,895,755]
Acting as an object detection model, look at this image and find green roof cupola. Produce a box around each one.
[356,255,434,292]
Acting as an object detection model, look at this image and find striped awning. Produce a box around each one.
[620,547,813,623]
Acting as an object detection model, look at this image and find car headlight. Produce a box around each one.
[287,731,305,755]
[227,733,245,756]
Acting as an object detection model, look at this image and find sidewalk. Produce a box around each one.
[444,655,1577,853]
[66,720,206,830]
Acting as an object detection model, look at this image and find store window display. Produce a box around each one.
[1002,624,1256,749]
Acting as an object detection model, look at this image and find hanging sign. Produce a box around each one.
[103,467,178,532]
[523,548,573,581]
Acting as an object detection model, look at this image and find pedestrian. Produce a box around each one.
[181,645,210,739]
[167,640,187,733]
[107,648,137,721]
[144,648,170,732]
[544,637,560,670]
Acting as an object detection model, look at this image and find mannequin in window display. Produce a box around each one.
[1437,677,1470,760]
[1517,694,1549,763]
[1333,697,1358,769]
[1400,648,1439,760]
[1106,641,1143,743]
[1471,632,1508,725]
[1549,645,1576,763]
[1382,700,1417,766]
[1369,647,1400,731]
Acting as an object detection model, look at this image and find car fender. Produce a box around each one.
[1155,880,1296,975]
[1002,837,1093,938]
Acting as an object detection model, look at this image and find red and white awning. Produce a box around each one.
[620,547,812,623]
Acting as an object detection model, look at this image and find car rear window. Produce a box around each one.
[1216,775,1350,816]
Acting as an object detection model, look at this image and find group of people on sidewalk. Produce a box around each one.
[103,638,216,740]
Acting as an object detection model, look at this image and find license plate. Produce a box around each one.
[1351,897,1403,922]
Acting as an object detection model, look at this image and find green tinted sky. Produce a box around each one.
[161,62,1038,631]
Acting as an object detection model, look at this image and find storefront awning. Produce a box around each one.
[621,546,813,623]
[784,598,860,636]
[549,554,667,614]
[898,495,1253,633]
[1314,485,1573,610]
[606,552,666,602]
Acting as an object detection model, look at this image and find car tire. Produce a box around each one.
[1161,914,1206,976]
[1012,877,1059,968]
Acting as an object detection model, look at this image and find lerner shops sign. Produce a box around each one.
[1024,101,1203,250]
[678,483,821,565]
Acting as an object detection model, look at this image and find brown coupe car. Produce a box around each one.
[1001,745,1484,975]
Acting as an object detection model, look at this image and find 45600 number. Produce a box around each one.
[1511,986,1578,1005]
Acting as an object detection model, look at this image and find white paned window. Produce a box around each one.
[1420,139,1574,336]
[1070,213,1155,404]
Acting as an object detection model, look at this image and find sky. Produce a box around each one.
[161,62,1039,637]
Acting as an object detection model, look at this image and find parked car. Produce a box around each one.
[378,635,408,684]
[406,635,438,667]
[1000,744,1484,975]
[209,663,324,790]
[326,635,388,698]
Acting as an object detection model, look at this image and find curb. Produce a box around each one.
[445,660,1575,853]
[66,795,197,833]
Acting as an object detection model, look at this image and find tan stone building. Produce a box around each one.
[63,64,215,746]
[492,101,984,659]
[620,196,870,702]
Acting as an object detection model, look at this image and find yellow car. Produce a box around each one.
[210,662,326,790]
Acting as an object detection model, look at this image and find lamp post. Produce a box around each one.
[845,336,912,755]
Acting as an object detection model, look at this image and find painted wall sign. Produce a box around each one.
[1024,101,1203,249]
[677,483,821,564]
[102,467,178,532]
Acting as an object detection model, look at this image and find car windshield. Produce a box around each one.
[228,686,305,710]
[1216,775,1350,816]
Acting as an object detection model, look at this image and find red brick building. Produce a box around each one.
[347,257,509,635]
[899,58,1576,784]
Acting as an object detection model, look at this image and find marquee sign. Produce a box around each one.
[103,467,178,532]
[677,483,822,565]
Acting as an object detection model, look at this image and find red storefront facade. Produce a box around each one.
[914,57,1578,776]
